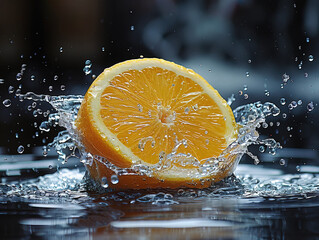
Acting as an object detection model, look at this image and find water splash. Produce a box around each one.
[17,92,283,192]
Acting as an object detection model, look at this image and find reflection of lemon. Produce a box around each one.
[75,58,238,189]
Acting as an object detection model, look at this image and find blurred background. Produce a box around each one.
[0,0,318,170]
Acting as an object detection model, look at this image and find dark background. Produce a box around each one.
[0,0,318,160]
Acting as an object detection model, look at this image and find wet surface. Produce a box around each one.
[1,156,319,240]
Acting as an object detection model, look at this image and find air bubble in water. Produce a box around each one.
[3,99,11,107]
[259,146,265,153]
[280,98,286,105]
[244,94,248,99]
[184,107,190,114]
[309,55,314,62]
[279,159,285,165]
[101,177,108,188]
[111,175,119,184]
[298,100,302,105]
[307,102,314,112]
[17,145,24,154]
[282,113,287,118]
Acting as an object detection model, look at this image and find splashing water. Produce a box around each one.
[14,91,287,193]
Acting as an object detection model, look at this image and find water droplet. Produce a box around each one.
[102,47,105,52]
[8,86,14,94]
[296,165,300,172]
[279,159,285,165]
[244,94,248,99]
[238,90,243,96]
[246,72,249,77]
[17,145,24,154]
[309,55,314,62]
[137,104,143,112]
[83,60,92,75]
[298,61,303,69]
[140,55,144,58]
[59,47,63,53]
[291,101,297,108]
[262,122,268,128]
[130,25,135,31]
[306,37,310,43]
[30,75,35,81]
[16,73,22,81]
[101,177,108,188]
[282,73,290,83]
[297,100,302,105]
[304,72,308,78]
[54,75,58,81]
[3,99,11,107]
[307,101,314,112]
[48,165,53,169]
[192,104,198,111]
[48,86,53,92]
[259,146,265,153]
[111,175,119,184]
[184,107,190,114]
[280,98,286,105]
[282,113,287,119]
[243,85,248,91]
[248,59,251,63]
[264,90,270,96]
[60,85,66,91]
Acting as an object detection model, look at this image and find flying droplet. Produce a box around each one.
[130,25,135,31]
[282,73,290,83]
[59,47,63,53]
[3,99,11,107]
[8,86,14,94]
[307,101,314,112]
[309,55,314,62]
[16,73,22,81]
[54,75,58,81]
[17,145,24,154]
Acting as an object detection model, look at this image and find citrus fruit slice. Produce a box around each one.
[75,58,238,189]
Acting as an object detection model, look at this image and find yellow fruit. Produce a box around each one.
[75,58,238,189]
